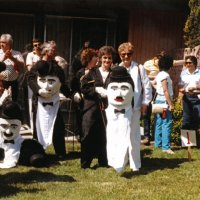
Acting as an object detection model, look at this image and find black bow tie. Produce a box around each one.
[42,102,53,107]
[4,139,15,144]
[114,109,125,114]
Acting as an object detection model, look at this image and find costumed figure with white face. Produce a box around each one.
[106,66,135,173]
[0,100,46,168]
[28,60,70,159]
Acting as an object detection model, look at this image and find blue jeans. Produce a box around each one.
[182,95,200,130]
[154,100,173,150]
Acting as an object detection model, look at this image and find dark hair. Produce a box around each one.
[98,46,116,59]
[158,55,173,71]
[32,38,42,43]
[185,55,197,67]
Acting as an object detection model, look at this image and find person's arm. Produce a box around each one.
[161,79,174,111]
[139,65,152,113]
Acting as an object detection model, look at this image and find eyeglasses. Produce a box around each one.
[33,43,41,47]
[120,52,133,57]
[185,62,193,65]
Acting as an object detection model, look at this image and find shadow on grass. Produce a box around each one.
[0,170,76,198]
[121,147,188,179]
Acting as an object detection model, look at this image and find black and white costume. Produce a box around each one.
[28,60,70,158]
[0,100,46,168]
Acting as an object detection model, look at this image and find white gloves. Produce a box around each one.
[0,87,12,106]
[95,87,107,98]
[73,92,84,103]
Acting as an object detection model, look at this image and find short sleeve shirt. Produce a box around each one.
[179,68,200,89]
[156,71,173,100]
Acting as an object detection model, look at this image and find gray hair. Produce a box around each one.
[0,34,13,46]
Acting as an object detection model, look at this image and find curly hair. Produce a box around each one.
[118,42,134,54]
[80,48,97,67]
[98,46,116,59]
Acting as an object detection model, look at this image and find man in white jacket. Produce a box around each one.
[118,42,152,171]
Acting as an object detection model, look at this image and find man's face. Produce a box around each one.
[0,38,10,52]
[33,42,41,51]
[107,82,134,108]
[0,118,21,140]
[37,75,61,96]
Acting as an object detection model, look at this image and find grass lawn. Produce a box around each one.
[1,141,200,200]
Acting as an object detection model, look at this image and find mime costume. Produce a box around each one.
[27,60,71,158]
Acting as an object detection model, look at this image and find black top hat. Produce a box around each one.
[109,66,134,91]
[0,100,22,122]
[35,60,65,84]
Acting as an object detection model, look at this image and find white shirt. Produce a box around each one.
[119,61,152,110]
[156,71,173,100]
[26,51,41,66]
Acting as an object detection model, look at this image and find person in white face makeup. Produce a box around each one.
[27,60,71,159]
[106,66,135,173]
[0,100,46,168]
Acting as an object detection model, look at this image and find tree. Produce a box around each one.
[183,0,200,48]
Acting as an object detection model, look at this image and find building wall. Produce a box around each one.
[128,9,187,64]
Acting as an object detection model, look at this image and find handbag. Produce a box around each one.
[151,92,168,113]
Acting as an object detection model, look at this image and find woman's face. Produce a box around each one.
[119,49,133,67]
[185,58,196,71]
[100,53,113,69]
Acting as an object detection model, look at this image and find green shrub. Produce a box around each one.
[171,99,183,145]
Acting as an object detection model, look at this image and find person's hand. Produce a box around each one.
[4,50,12,60]
[73,92,83,103]
[141,104,147,115]
[187,87,196,95]
[95,87,107,98]
[169,104,174,112]
[38,88,52,98]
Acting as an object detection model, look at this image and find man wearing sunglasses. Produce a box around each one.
[26,38,42,71]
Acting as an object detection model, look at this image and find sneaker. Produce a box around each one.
[162,149,175,154]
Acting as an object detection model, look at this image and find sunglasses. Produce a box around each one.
[120,52,133,57]
[33,43,41,47]
[185,61,193,64]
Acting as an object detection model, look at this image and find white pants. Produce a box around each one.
[129,109,141,171]
[28,86,33,132]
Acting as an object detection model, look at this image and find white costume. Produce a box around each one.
[106,66,137,173]
[0,134,23,168]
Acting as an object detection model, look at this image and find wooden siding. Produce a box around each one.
[128,9,187,64]
[0,13,34,53]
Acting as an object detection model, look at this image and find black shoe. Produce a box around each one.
[56,154,67,161]
[81,161,91,169]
